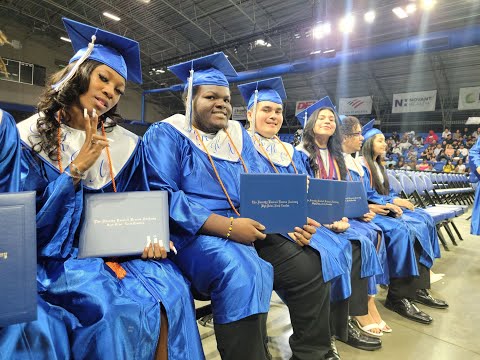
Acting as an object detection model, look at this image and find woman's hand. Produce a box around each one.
[360,211,376,222]
[324,217,350,233]
[141,238,169,260]
[228,218,267,245]
[368,204,390,215]
[70,108,109,174]
[393,197,415,211]
[385,202,403,217]
[288,217,320,247]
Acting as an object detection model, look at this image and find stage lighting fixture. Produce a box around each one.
[364,10,376,23]
[313,23,331,39]
[392,7,408,19]
[339,15,355,33]
[60,36,71,42]
[103,12,121,21]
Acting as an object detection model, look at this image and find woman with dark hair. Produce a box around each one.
[297,98,385,348]
[11,18,204,360]
[360,124,447,324]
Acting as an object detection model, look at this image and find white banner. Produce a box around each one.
[232,106,247,121]
[458,87,480,110]
[392,90,437,113]
[295,100,316,114]
[338,96,372,115]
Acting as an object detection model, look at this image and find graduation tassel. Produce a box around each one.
[52,34,97,93]
[249,89,259,136]
[185,68,194,131]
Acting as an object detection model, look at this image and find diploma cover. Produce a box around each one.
[240,174,308,233]
[0,191,37,326]
[78,191,170,258]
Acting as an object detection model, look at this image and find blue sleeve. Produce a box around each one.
[142,123,213,238]
[240,128,271,174]
[469,137,480,173]
[20,148,83,259]
[362,164,397,205]
[0,110,22,192]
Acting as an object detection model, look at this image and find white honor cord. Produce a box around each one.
[249,89,259,136]
[185,68,194,131]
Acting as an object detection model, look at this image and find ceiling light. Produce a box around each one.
[392,7,408,19]
[103,12,121,21]
[421,0,437,10]
[406,4,417,14]
[364,10,376,23]
[254,39,272,47]
[310,50,322,55]
[60,36,71,42]
[323,49,335,53]
[339,15,355,33]
[312,23,331,39]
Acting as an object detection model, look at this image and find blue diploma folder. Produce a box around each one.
[344,181,369,218]
[78,191,170,258]
[240,174,307,233]
[307,179,347,224]
[0,191,37,326]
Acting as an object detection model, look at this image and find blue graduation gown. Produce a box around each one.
[0,110,71,360]
[361,163,436,275]
[469,137,480,234]
[143,116,273,324]
[14,116,204,360]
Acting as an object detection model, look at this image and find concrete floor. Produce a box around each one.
[196,208,480,359]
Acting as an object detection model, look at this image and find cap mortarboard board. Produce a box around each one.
[168,52,237,88]
[362,119,383,142]
[53,18,142,91]
[238,77,287,110]
[295,96,336,128]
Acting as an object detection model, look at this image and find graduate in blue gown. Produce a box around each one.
[360,123,448,324]
[11,18,204,360]
[295,98,386,346]
[0,109,72,360]
[143,53,279,360]
[238,77,354,358]
[468,137,480,234]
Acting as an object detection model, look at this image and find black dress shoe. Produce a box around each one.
[385,297,433,324]
[324,337,341,359]
[337,320,382,351]
[413,289,449,309]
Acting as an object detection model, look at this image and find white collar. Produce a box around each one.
[343,153,365,177]
[17,113,139,190]
[163,114,244,162]
[252,134,294,167]
[0,109,3,125]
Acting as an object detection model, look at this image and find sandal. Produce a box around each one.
[352,318,383,337]
[378,320,392,333]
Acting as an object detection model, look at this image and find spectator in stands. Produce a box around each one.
[445,144,455,158]
[463,127,469,137]
[441,128,451,138]
[443,160,455,173]
[398,137,412,152]
[454,159,467,173]
[453,149,464,162]
[424,130,438,145]
[391,131,400,142]
[426,163,436,172]
[473,127,480,138]
[459,143,469,157]
[466,137,476,148]
[453,129,462,140]
[407,146,418,162]
[413,136,423,146]
[396,158,406,169]
[444,134,454,145]
[433,144,443,157]
[417,159,429,171]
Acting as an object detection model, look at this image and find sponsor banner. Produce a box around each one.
[232,106,247,121]
[458,87,480,110]
[338,96,372,115]
[295,100,316,114]
[392,90,437,113]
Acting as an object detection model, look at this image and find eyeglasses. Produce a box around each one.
[345,132,362,137]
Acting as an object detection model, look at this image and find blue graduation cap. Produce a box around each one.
[237,77,287,135]
[362,119,382,142]
[53,18,142,92]
[295,96,336,128]
[338,115,347,125]
[168,52,238,130]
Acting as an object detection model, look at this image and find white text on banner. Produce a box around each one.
[392,90,437,113]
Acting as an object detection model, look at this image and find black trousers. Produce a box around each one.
[388,241,431,300]
[349,241,369,316]
[255,234,331,360]
[215,313,271,360]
